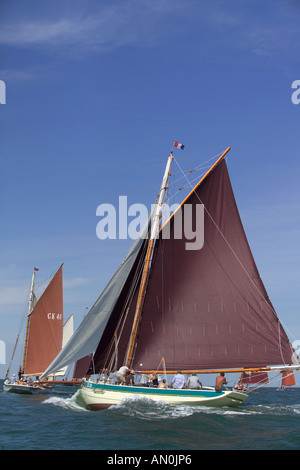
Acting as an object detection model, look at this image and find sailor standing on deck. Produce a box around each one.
[116,366,129,384]
[116,365,134,385]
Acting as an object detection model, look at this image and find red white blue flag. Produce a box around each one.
[174,140,184,150]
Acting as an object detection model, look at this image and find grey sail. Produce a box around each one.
[40,219,150,379]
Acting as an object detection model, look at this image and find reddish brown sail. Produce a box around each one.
[89,155,295,376]
[130,158,294,371]
[23,265,63,376]
[281,370,296,386]
[241,371,269,385]
[73,354,93,380]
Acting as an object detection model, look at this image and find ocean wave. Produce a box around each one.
[42,389,88,412]
[108,393,300,421]
[107,394,257,420]
[109,395,194,419]
[287,404,300,415]
[41,388,300,421]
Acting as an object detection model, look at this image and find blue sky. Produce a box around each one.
[0,0,300,381]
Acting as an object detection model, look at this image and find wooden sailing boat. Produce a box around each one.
[41,146,299,409]
[3,265,64,393]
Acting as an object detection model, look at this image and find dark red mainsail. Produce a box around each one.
[131,159,294,371]
[91,157,294,374]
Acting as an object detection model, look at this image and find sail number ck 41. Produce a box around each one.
[47,313,63,320]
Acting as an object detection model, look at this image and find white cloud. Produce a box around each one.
[0,1,181,53]
[0,1,298,61]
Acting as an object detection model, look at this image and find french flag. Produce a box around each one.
[174,140,184,150]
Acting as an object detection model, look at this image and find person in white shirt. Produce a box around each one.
[170,371,186,389]
[116,366,129,384]
[187,373,202,389]
[116,365,135,385]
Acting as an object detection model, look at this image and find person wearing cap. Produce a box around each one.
[11,374,16,384]
[187,373,202,390]
[170,370,186,389]
[116,366,135,385]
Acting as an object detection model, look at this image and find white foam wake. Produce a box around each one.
[42,389,88,412]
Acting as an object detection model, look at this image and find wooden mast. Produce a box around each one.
[125,147,231,369]
[125,151,174,367]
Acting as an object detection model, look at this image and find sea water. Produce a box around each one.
[0,380,299,451]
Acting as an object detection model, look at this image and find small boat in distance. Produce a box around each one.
[276,370,296,390]
[3,380,45,394]
[41,144,299,410]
